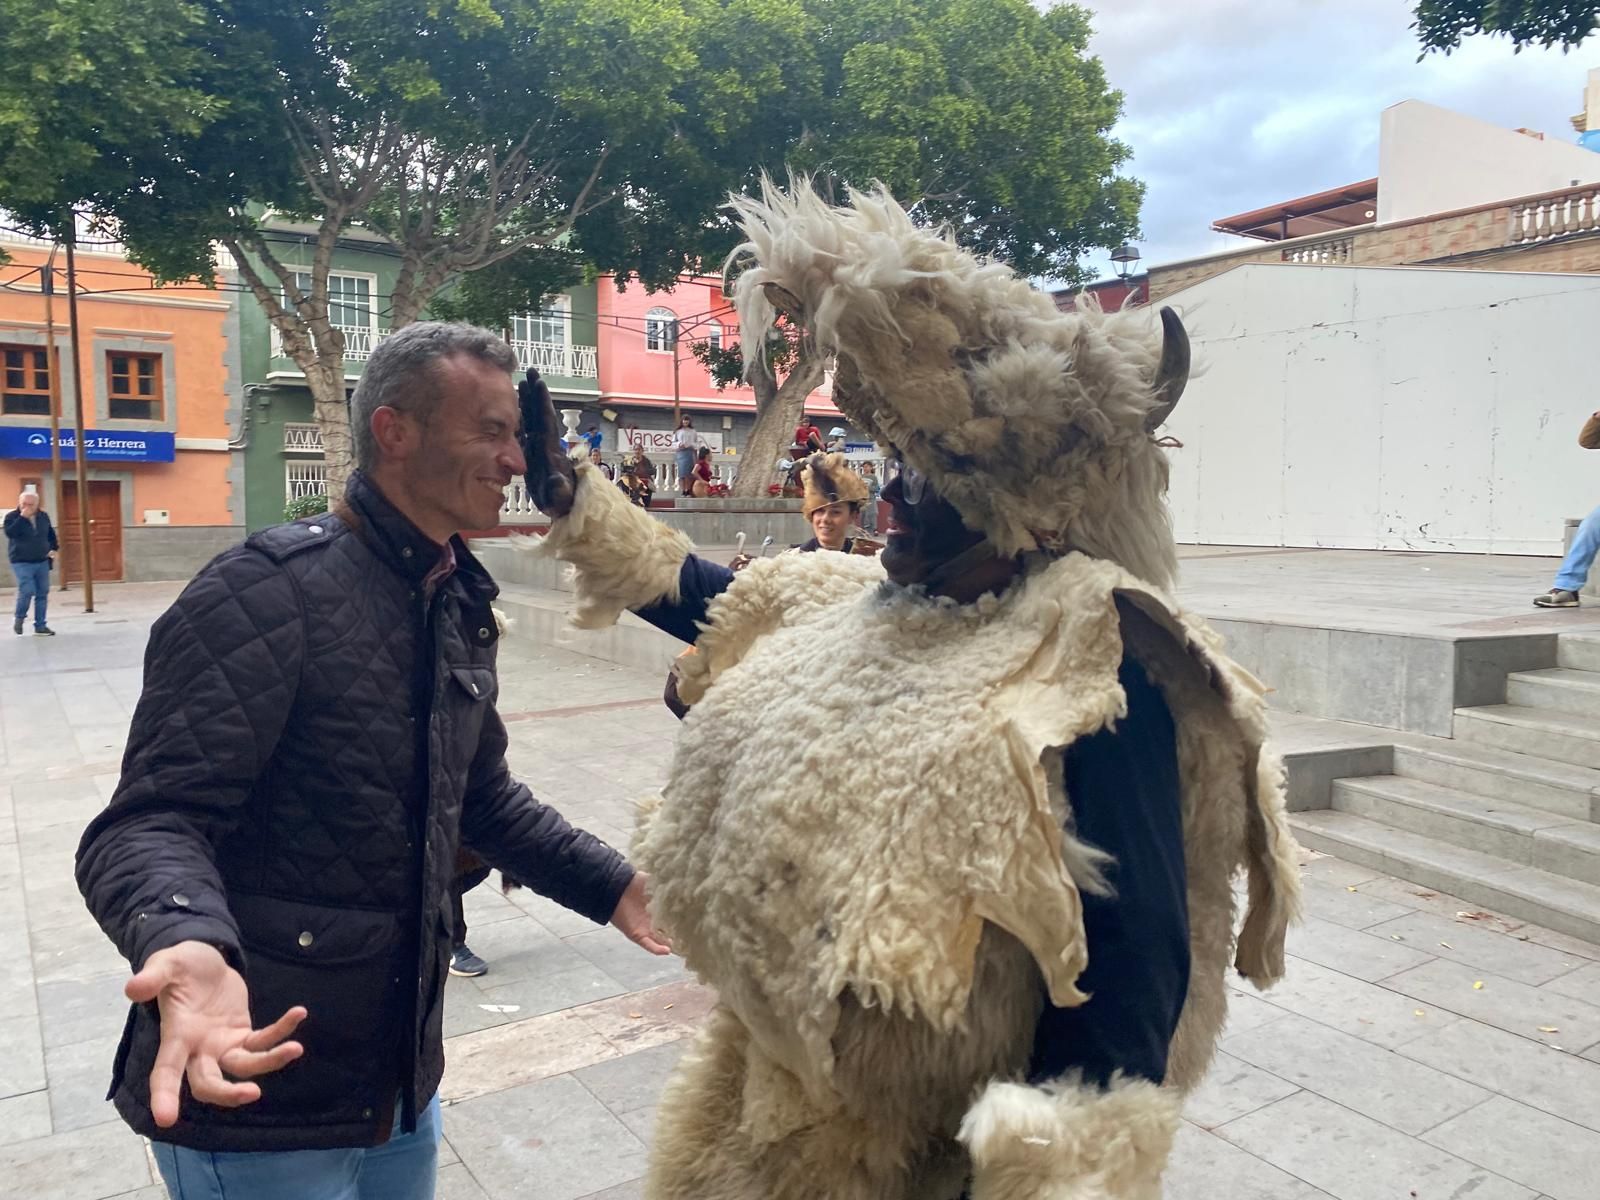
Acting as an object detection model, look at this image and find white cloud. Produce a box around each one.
[1060,0,1599,279]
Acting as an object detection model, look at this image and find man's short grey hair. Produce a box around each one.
[350,322,518,470]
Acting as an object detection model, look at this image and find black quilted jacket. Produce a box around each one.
[75,472,633,1151]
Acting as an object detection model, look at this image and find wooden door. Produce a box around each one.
[60,481,124,582]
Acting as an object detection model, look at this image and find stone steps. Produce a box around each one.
[1289,809,1600,945]
[1505,666,1600,719]
[1452,703,1600,770]
[1389,739,1600,823]
[1314,631,1600,944]
[1558,630,1600,672]
[1330,775,1600,885]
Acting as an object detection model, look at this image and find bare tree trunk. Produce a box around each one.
[305,360,354,503]
[730,347,827,498]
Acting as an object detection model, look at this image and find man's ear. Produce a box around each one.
[369,405,415,462]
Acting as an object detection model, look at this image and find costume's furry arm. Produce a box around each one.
[524,461,691,629]
[959,1074,1180,1200]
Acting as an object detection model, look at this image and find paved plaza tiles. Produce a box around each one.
[1,575,1598,1199]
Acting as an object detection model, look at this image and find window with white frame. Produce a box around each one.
[286,272,375,330]
[645,307,678,352]
[706,320,723,354]
[511,300,567,347]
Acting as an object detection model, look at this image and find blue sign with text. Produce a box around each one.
[0,427,175,463]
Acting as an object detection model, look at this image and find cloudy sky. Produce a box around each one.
[1072,0,1596,279]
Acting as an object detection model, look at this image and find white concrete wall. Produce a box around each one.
[1378,100,1600,225]
[1160,264,1600,555]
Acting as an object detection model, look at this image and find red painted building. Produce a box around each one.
[593,275,846,453]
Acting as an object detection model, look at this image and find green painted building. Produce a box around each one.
[237,222,600,531]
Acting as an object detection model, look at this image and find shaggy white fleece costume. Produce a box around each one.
[530,180,1300,1199]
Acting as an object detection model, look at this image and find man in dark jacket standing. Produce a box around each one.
[75,322,666,1200]
[5,489,58,635]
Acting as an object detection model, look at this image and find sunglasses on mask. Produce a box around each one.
[890,457,929,505]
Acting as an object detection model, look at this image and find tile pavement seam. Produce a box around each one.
[1189,1074,1305,1131]
[1183,1114,1326,1195]
[1405,1089,1501,1140]
[1212,1090,1535,1196]
[1368,964,1600,1053]
[1240,961,1455,1051]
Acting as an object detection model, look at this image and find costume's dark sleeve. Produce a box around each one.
[1027,655,1190,1087]
[632,555,736,644]
[75,549,305,971]
[459,703,634,926]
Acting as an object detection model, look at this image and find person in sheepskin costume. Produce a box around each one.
[514,179,1301,1200]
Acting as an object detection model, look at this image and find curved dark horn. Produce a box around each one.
[1146,306,1190,432]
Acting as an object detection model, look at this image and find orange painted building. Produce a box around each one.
[594,274,847,450]
[0,231,243,582]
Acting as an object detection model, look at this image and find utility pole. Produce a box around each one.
[40,249,67,591]
[63,220,96,612]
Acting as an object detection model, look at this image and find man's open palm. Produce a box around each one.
[125,942,306,1127]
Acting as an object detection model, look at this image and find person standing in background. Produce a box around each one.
[1534,409,1600,607]
[672,415,700,496]
[5,489,58,636]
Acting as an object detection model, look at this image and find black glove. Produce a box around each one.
[518,369,576,519]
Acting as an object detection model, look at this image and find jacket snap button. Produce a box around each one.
[362,1106,374,1119]
[307,524,323,534]
[402,547,413,558]
[477,627,490,639]
[171,893,190,907]
[297,931,314,948]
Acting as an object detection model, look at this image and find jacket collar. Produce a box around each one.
[343,471,498,602]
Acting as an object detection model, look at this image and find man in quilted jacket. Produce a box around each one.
[75,322,666,1200]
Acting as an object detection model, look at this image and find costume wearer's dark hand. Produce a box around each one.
[518,369,576,519]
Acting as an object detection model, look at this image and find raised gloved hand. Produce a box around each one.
[518,369,577,519]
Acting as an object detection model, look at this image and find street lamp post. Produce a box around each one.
[1111,242,1141,280]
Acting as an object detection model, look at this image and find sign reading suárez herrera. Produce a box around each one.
[0,427,176,463]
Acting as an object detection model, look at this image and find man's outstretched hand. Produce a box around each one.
[519,369,577,519]
[125,941,306,1128]
[611,872,672,956]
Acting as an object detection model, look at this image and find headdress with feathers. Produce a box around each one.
[800,451,869,517]
[726,178,1190,590]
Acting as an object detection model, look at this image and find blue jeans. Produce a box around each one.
[11,560,48,629]
[152,1094,440,1200]
[1557,505,1600,592]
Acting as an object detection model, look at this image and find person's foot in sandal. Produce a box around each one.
[1534,588,1581,608]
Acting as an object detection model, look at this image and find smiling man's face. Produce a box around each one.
[395,353,527,536]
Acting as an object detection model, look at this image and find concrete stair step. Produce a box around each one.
[1289,809,1600,945]
[1558,632,1600,673]
[1505,666,1600,718]
[1452,703,1600,770]
[1330,775,1600,883]
[1390,740,1600,822]
[494,584,683,674]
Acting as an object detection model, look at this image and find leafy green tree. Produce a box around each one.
[0,0,805,501]
[1414,1,1600,53]
[701,0,1143,495]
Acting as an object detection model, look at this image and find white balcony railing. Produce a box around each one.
[1508,185,1600,244]
[286,460,328,501]
[510,340,598,378]
[270,323,391,364]
[1281,236,1354,265]
[282,422,324,453]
